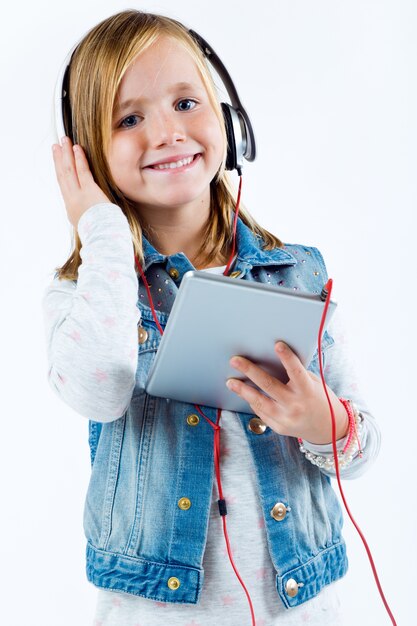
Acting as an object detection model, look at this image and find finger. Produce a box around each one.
[229,355,285,401]
[51,143,71,192]
[275,342,309,387]
[51,143,61,169]
[226,378,280,423]
[55,136,81,193]
[73,145,95,187]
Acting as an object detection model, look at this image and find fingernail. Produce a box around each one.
[230,356,242,367]
[226,379,237,391]
[276,342,285,352]
[61,136,67,145]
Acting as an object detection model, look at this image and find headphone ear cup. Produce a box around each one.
[221,102,238,171]
[60,65,75,143]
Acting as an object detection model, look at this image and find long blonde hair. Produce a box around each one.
[54,9,283,281]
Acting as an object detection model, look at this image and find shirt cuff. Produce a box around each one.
[301,434,348,455]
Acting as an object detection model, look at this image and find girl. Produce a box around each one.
[43,9,381,626]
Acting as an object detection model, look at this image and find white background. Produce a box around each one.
[1,1,415,624]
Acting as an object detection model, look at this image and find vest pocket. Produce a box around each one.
[83,415,126,549]
[97,393,158,553]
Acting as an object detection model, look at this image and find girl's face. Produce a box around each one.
[107,36,224,218]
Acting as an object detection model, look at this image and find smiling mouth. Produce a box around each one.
[146,153,201,171]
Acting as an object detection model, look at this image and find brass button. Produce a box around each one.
[167,577,180,590]
[187,414,200,426]
[248,417,267,434]
[229,270,241,278]
[138,327,148,344]
[271,502,288,521]
[168,268,180,280]
[178,497,191,510]
[285,578,299,597]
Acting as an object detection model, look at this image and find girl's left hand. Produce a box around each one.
[226,341,349,445]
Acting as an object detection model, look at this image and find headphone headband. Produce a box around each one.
[188,29,256,164]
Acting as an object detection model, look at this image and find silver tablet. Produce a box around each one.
[145,271,337,413]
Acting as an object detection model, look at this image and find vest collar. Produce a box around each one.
[141,217,296,272]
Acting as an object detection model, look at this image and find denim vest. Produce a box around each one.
[84,218,345,609]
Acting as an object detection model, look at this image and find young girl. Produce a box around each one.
[43,9,381,626]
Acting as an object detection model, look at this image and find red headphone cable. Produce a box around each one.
[318,279,397,625]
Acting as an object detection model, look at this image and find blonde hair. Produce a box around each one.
[55,9,283,281]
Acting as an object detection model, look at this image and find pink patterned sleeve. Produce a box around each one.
[41,203,140,422]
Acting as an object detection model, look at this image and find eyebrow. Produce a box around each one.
[114,82,201,114]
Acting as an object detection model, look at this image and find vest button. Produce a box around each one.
[138,326,148,344]
[248,417,267,434]
[270,502,288,521]
[169,268,180,280]
[167,577,180,590]
[229,270,241,278]
[178,497,191,510]
[187,414,200,426]
[285,578,300,597]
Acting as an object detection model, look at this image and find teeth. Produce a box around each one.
[152,155,194,170]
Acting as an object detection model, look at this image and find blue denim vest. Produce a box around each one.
[84,218,345,609]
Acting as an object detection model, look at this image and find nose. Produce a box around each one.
[147,110,186,148]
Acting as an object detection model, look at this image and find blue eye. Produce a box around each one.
[120,115,140,128]
[176,99,197,111]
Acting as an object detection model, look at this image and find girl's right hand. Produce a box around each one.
[52,136,111,230]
